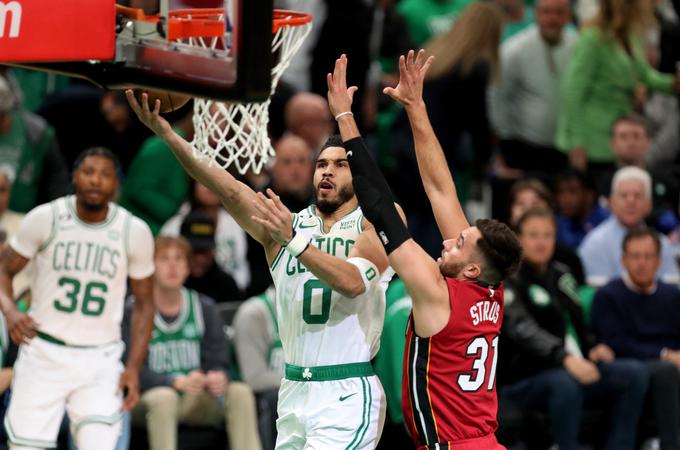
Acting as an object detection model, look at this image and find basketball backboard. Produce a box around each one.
[0,0,273,102]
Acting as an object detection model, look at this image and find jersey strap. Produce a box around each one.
[285,362,374,382]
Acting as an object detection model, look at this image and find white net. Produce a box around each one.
[185,12,312,174]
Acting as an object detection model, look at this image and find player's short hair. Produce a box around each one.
[611,166,652,200]
[73,147,122,176]
[154,235,192,261]
[622,227,661,255]
[314,134,345,162]
[475,218,522,285]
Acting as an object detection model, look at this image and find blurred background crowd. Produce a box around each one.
[0,0,680,448]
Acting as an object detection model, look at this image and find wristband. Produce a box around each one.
[334,111,354,121]
[284,231,310,257]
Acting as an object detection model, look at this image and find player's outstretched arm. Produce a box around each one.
[121,275,154,411]
[251,189,387,298]
[125,90,275,250]
[384,50,469,240]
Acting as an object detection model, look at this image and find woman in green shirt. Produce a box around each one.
[556,0,680,172]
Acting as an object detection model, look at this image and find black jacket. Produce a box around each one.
[498,261,596,385]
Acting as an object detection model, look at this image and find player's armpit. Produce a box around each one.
[387,240,450,337]
[0,245,29,279]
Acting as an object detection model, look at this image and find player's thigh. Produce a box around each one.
[5,340,74,449]
[275,380,308,450]
[306,376,385,450]
[67,344,124,447]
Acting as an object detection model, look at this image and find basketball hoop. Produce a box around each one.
[171,9,312,175]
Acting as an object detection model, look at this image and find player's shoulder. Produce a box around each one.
[119,205,153,236]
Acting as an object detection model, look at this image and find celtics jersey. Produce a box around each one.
[11,196,154,346]
[270,205,389,367]
[148,288,204,377]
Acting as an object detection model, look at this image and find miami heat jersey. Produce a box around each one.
[402,278,505,449]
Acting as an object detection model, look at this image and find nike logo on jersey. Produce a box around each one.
[339,393,357,402]
[298,223,316,229]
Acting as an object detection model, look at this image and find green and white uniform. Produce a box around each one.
[148,288,205,377]
[270,205,391,450]
[5,195,154,450]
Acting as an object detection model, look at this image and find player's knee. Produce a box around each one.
[75,421,121,450]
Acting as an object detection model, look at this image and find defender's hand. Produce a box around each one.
[125,90,173,138]
[251,189,294,246]
[383,49,434,108]
[6,308,37,345]
[326,54,358,117]
[118,367,140,411]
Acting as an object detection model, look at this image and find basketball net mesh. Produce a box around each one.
[184,13,311,174]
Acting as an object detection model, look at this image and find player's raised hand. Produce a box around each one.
[326,54,359,117]
[383,49,434,108]
[125,89,173,138]
[251,189,294,246]
[118,366,140,411]
[6,308,38,345]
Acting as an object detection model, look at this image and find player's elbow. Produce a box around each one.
[334,275,366,299]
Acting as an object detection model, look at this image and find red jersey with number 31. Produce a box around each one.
[402,278,505,449]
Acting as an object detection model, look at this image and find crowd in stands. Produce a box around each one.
[1,0,680,448]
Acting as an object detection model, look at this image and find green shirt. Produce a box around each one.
[120,130,189,235]
[556,27,674,162]
[397,0,475,46]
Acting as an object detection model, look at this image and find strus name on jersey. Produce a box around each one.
[51,240,121,280]
[470,300,500,326]
[285,236,355,276]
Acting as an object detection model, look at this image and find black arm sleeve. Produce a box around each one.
[344,137,410,254]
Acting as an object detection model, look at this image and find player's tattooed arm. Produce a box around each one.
[0,246,36,344]
[125,90,275,248]
[121,275,154,410]
[384,50,469,240]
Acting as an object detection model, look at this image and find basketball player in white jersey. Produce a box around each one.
[127,91,396,449]
[0,148,156,450]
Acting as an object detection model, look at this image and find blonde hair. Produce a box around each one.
[424,3,503,81]
[589,0,654,43]
[154,235,191,261]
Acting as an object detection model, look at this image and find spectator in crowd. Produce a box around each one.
[0,74,68,213]
[495,0,535,41]
[232,286,282,450]
[126,235,261,450]
[490,0,575,179]
[283,93,334,152]
[397,0,475,46]
[579,166,679,286]
[162,180,250,294]
[120,103,192,235]
[5,68,70,113]
[265,134,314,214]
[0,167,31,297]
[556,0,680,175]
[508,178,586,284]
[597,115,680,234]
[592,228,680,450]
[499,208,648,450]
[555,169,610,249]
[180,212,242,302]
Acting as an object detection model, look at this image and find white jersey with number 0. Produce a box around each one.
[270,205,391,367]
[10,196,155,346]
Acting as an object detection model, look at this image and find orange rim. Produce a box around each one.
[166,8,312,40]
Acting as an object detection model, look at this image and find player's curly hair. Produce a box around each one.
[475,218,522,285]
[314,134,346,162]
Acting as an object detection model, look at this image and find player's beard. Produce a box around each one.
[314,183,354,215]
[76,189,108,212]
[440,260,467,279]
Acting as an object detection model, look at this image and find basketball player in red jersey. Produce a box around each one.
[327,51,523,450]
